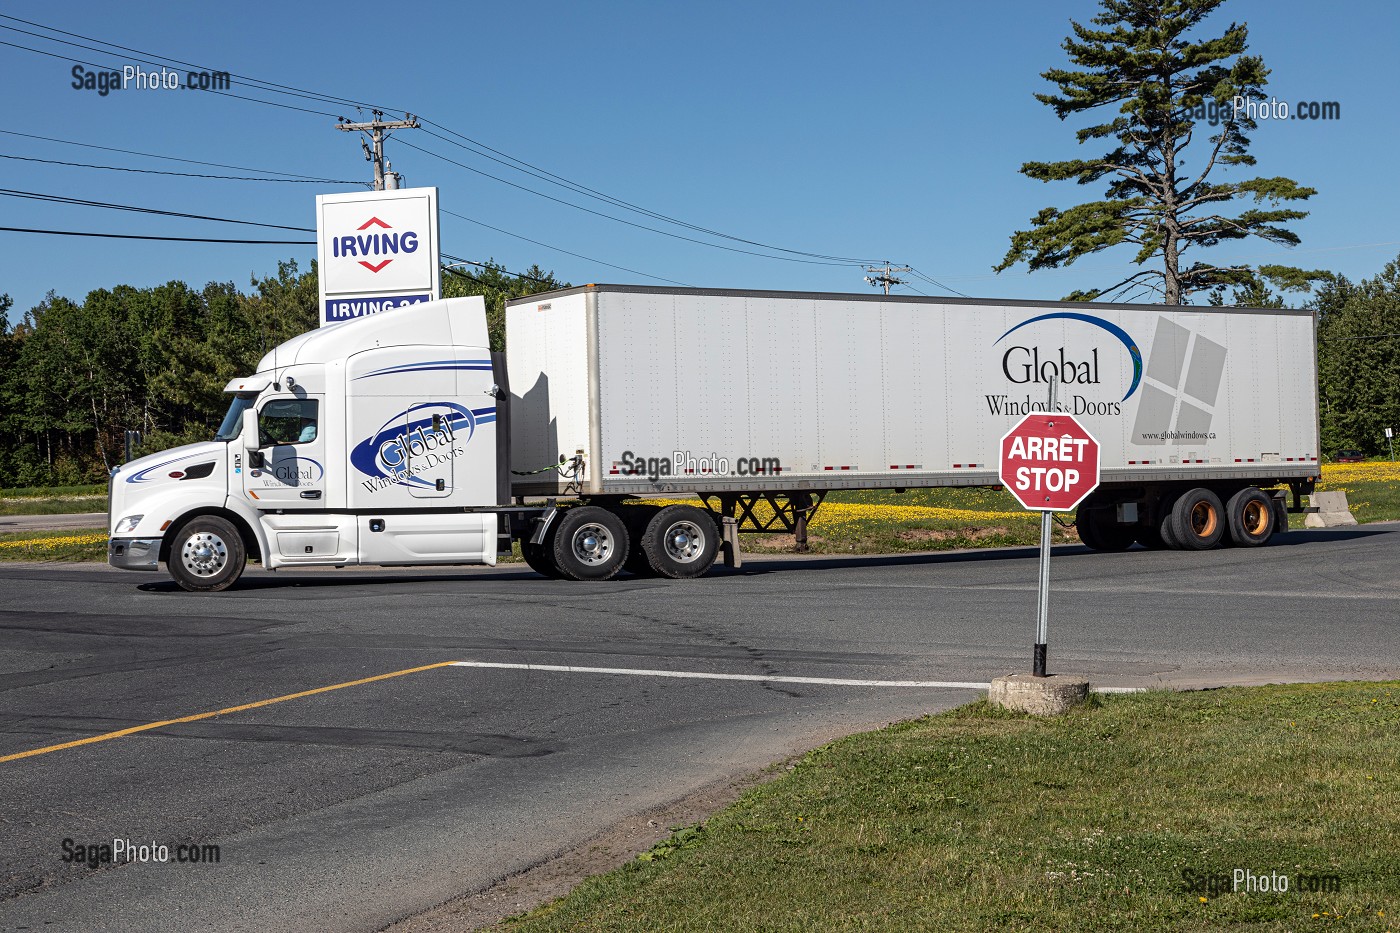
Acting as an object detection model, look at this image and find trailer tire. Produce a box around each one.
[1226,487,1276,547]
[641,505,719,579]
[550,506,629,581]
[167,516,246,592]
[1076,501,1135,552]
[1157,494,1182,549]
[1169,487,1226,550]
[1271,494,1290,536]
[1134,522,1169,549]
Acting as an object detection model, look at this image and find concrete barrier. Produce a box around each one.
[988,673,1089,716]
[1305,490,1357,528]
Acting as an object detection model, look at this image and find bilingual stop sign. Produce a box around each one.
[999,413,1101,511]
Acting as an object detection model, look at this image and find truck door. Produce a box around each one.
[407,404,454,499]
[246,397,327,507]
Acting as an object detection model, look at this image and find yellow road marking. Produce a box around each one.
[0,661,457,765]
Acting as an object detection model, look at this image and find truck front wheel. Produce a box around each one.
[168,516,246,592]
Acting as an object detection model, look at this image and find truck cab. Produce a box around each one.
[108,296,504,591]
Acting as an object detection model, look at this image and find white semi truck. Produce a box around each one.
[108,286,1320,591]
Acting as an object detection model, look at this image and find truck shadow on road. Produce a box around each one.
[130,526,1392,593]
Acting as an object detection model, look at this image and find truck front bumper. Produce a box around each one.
[108,537,161,571]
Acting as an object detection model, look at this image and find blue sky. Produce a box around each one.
[1,0,1396,321]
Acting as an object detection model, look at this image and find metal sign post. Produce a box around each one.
[1033,378,1056,677]
[1387,427,1394,462]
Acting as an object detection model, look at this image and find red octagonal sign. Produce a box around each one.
[999,413,1101,511]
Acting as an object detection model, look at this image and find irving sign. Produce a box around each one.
[315,188,441,327]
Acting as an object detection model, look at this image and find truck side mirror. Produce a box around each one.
[242,409,260,453]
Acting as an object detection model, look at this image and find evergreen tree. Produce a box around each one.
[997,0,1324,304]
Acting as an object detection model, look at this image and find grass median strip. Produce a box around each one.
[505,681,1400,932]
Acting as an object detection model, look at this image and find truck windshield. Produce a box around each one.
[214,393,259,442]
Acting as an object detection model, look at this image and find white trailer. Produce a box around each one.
[107,286,1319,591]
[507,286,1318,555]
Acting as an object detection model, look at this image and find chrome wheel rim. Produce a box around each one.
[664,521,705,564]
[571,523,614,566]
[181,531,228,577]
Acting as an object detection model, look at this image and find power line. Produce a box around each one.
[907,266,973,299]
[0,12,397,112]
[0,226,312,245]
[440,254,558,286]
[4,14,904,274]
[0,153,361,184]
[440,210,690,287]
[0,187,315,232]
[1,14,887,266]
[419,124,884,265]
[0,34,343,118]
[398,138,859,267]
[0,129,354,181]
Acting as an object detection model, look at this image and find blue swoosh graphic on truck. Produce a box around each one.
[125,453,205,483]
[995,312,1143,401]
[352,360,493,380]
[350,403,490,487]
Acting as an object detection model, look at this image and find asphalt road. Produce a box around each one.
[1,525,1397,932]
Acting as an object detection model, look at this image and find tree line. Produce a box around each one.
[0,259,562,487]
[0,253,1396,488]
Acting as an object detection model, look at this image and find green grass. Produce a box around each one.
[0,528,108,561]
[0,484,105,498]
[0,484,106,516]
[0,495,107,516]
[1312,480,1400,525]
[506,682,1400,932]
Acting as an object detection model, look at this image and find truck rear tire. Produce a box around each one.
[168,516,246,592]
[522,539,562,578]
[1076,500,1135,552]
[550,506,630,581]
[640,505,719,579]
[1169,488,1225,550]
[1226,487,1276,547]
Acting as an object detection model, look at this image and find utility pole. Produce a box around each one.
[864,261,913,295]
[336,110,420,190]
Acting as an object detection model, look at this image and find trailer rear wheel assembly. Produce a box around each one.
[1075,499,1136,552]
[550,506,629,580]
[168,516,246,592]
[1169,487,1225,549]
[640,505,719,579]
[1134,522,1168,549]
[1226,486,1275,547]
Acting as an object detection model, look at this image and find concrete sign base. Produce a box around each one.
[989,672,1090,716]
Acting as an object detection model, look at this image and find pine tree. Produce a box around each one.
[996,0,1324,304]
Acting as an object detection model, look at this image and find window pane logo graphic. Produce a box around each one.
[1131,317,1227,446]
